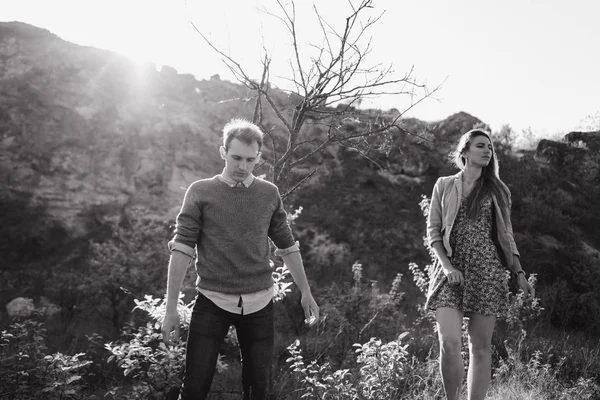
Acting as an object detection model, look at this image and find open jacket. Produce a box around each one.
[426,171,520,298]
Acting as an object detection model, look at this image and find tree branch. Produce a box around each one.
[281,169,317,200]
[290,139,331,168]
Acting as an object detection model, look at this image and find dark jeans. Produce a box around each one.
[179,292,274,400]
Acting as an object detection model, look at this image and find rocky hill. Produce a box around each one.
[0,21,481,236]
[0,21,266,235]
[1,22,599,332]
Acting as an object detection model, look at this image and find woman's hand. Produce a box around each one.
[517,274,535,298]
[442,264,464,286]
[513,257,535,298]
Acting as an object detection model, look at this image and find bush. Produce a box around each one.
[354,333,410,399]
[83,206,174,331]
[0,315,92,399]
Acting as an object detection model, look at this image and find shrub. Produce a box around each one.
[354,332,410,399]
[285,339,357,399]
[83,206,173,331]
[0,315,92,399]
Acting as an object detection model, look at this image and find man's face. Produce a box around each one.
[220,138,261,182]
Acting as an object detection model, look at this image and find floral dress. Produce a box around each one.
[426,194,509,317]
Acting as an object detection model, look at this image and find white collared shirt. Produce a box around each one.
[219,168,255,188]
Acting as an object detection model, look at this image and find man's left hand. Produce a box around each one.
[301,292,319,327]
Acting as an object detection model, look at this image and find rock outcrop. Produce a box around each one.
[537,131,600,184]
[0,22,253,234]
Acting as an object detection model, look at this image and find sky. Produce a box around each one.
[2,0,600,137]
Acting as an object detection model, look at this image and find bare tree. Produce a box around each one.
[190,0,440,197]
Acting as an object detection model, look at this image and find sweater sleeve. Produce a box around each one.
[168,181,203,255]
[268,190,296,250]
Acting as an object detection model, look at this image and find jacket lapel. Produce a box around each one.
[453,172,462,217]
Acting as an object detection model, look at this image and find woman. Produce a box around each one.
[426,129,535,400]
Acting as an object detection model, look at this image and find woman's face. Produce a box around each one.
[463,135,493,167]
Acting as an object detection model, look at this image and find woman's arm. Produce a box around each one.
[431,241,452,270]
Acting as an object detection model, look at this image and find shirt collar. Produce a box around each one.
[219,169,255,188]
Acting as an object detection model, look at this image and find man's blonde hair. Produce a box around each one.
[222,119,264,151]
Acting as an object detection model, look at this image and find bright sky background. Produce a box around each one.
[3,0,600,138]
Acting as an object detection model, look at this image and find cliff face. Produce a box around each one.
[537,131,600,184]
[0,22,255,234]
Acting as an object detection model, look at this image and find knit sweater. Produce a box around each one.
[169,175,295,294]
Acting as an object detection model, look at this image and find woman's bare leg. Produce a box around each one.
[436,307,465,400]
[467,313,496,400]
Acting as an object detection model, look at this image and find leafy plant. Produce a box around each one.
[354,332,411,399]
[285,339,357,399]
[0,316,92,400]
[84,206,172,330]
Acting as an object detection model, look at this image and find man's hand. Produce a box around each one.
[280,251,320,326]
[301,292,320,327]
[161,308,181,345]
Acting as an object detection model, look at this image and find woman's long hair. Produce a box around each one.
[450,129,510,221]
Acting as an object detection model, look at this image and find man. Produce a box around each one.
[161,118,319,400]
